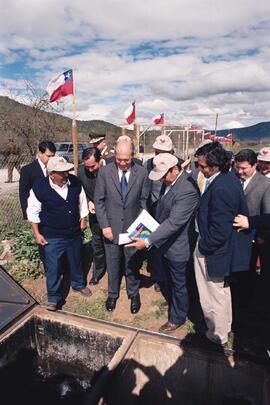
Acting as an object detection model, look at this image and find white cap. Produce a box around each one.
[258,147,270,162]
[149,153,178,181]
[152,135,173,151]
[47,156,73,173]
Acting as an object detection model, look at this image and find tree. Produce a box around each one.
[0,81,64,155]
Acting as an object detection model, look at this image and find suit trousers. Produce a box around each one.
[194,241,232,345]
[163,257,188,325]
[104,240,142,299]
[89,215,106,279]
[44,235,86,303]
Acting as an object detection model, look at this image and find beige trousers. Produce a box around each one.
[194,241,232,345]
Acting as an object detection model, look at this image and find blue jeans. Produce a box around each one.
[44,235,85,303]
[163,258,188,325]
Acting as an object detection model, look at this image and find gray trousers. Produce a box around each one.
[104,240,143,299]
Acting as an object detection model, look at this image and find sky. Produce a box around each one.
[1,0,270,130]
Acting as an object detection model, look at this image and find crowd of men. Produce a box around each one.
[18,133,270,348]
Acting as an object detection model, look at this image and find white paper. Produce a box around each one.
[118,233,132,245]
[126,209,159,239]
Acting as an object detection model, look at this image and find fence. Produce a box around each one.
[0,154,33,233]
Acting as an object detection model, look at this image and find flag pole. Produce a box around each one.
[214,113,218,137]
[71,67,78,175]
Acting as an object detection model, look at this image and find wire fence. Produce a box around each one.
[0,154,34,234]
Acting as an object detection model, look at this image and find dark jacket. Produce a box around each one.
[19,159,45,219]
[197,172,252,277]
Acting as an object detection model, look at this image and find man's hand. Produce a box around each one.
[102,227,113,241]
[35,233,48,246]
[88,201,96,214]
[126,237,146,250]
[80,217,87,231]
[233,214,249,231]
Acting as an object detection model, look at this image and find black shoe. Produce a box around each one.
[89,276,99,285]
[106,297,117,312]
[130,294,141,314]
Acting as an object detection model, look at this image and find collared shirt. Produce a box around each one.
[27,177,88,223]
[164,170,183,195]
[118,167,131,183]
[37,158,47,177]
[242,170,256,190]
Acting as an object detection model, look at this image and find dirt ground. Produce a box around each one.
[22,266,191,340]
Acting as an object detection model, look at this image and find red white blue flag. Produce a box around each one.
[124,101,136,124]
[152,113,164,125]
[46,69,74,102]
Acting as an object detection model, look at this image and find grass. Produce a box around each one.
[64,296,109,321]
[133,312,152,328]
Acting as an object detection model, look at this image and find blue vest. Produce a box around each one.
[33,174,82,238]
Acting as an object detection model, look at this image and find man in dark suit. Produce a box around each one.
[128,153,199,333]
[77,147,106,285]
[95,140,149,313]
[19,140,56,219]
[194,142,252,346]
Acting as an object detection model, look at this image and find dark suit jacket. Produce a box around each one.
[149,172,199,262]
[19,159,45,219]
[94,162,149,243]
[77,164,96,202]
[197,172,252,277]
[249,214,270,231]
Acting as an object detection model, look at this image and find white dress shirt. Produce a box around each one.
[27,177,88,223]
[37,158,47,177]
[118,167,131,182]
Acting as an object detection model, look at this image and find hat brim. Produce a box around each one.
[258,155,270,162]
[89,137,105,144]
[48,162,74,173]
[149,168,168,181]
[152,141,172,151]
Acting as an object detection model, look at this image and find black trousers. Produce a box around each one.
[89,215,106,279]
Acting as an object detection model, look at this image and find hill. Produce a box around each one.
[0,96,127,151]
[209,121,270,142]
[0,96,269,152]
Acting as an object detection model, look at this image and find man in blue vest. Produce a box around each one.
[27,156,91,311]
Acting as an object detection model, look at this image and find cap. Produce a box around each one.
[89,133,106,144]
[257,147,270,162]
[47,156,74,173]
[152,135,173,151]
[149,153,178,181]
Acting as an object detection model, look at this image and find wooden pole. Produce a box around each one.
[133,123,140,158]
[71,67,78,175]
[214,113,218,137]
[185,128,189,159]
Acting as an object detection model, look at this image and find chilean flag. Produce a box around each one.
[153,113,164,125]
[46,69,74,102]
[124,101,136,124]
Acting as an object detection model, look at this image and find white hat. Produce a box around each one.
[152,135,173,151]
[47,156,73,173]
[149,153,178,181]
[258,147,270,162]
[89,135,106,144]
